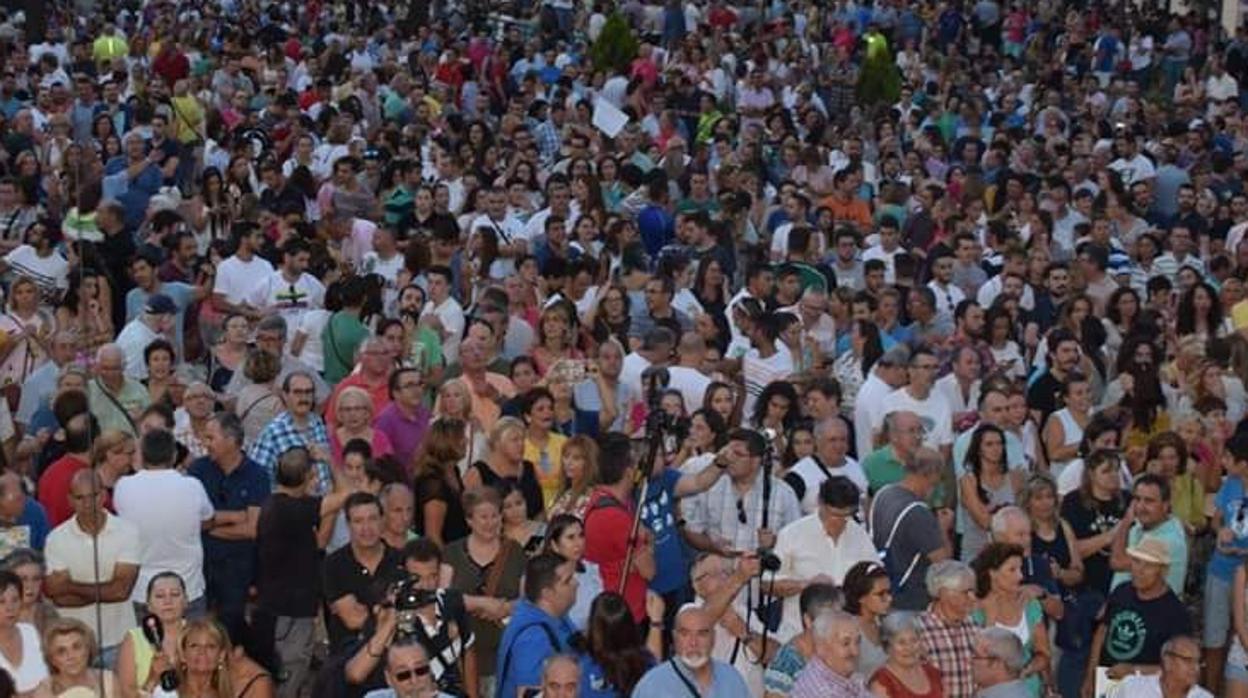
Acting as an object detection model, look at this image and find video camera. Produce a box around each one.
[386,575,439,640]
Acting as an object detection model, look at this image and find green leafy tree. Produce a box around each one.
[590,13,639,74]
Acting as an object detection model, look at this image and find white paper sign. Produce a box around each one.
[592,97,629,138]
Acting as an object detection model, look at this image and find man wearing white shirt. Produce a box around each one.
[861,217,906,284]
[977,249,1036,311]
[934,346,983,427]
[471,187,528,278]
[871,347,955,460]
[249,238,325,337]
[522,180,580,243]
[771,476,879,643]
[927,251,966,324]
[1205,58,1239,103]
[114,429,214,611]
[115,294,176,379]
[1108,135,1157,186]
[854,346,912,459]
[421,266,465,365]
[213,224,274,320]
[785,418,867,514]
[780,287,837,361]
[667,333,712,409]
[1106,635,1211,698]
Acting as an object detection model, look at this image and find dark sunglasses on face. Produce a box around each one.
[392,664,431,682]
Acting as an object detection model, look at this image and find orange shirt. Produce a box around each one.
[820,193,873,230]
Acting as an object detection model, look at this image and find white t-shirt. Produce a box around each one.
[620,352,652,400]
[933,374,982,423]
[114,469,215,602]
[786,455,868,514]
[0,623,46,691]
[115,319,162,379]
[341,219,379,272]
[742,346,795,420]
[423,297,465,365]
[666,366,712,411]
[3,245,68,303]
[214,254,275,305]
[854,372,894,459]
[872,388,955,451]
[861,245,905,283]
[1105,674,1210,698]
[249,270,326,333]
[362,252,405,313]
[44,514,141,647]
[293,308,332,372]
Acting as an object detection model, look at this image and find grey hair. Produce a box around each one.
[1160,635,1199,658]
[541,653,580,680]
[905,447,944,478]
[256,314,288,338]
[978,627,1026,675]
[209,412,245,447]
[96,343,124,363]
[379,481,413,507]
[926,559,975,598]
[57,363,90,385]
[990,506,1028,539]
[879,611,921,651]
[814,416,848,439]
[811,609,858,641]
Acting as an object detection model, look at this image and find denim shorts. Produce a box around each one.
[1205,574,1232,648]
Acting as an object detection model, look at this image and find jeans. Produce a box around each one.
[272,616,316,698]
[205,555,255,646]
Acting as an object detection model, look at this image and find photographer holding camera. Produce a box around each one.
[346,539,477,698]
[362,640,457,698]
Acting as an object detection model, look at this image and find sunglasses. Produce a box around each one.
[392,664,431,682]
[736,498,747,525]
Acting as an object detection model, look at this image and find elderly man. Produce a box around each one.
[457,335,515,433]
[249,373,333,494]
[791,610,872,697]
[89,344,150,437]
[14,330,75,430]
[772,477,877,642]
[361,640,457,698]
[686,552,769,693]
[785,417,867,513]
[114,293,177,379]
[1107,636,1212,698]
[325,337,394,429]
[916,560,979,698]
[862,411,925,497]
[0,471,48,552]
[631,604,751,697]
[1110,473,1189,594]
[226,316,330,410]
[535,654,580,698]
[869,447,954,611]
[854,345,910,459]
[972,628,1031,697]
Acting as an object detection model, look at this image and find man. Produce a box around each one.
[630,276,692,350]
[1078,243,1117,316]
[89,346,156,438]
[666,332,712,408]
[1107,636,1212,698]
[124,251,197,361]
[322,276,372,385]
[905,288,954,347]
[470,187,526,278]
[422,266,465,365]
[1086,537,1191,696]
[374,368,432,471]
[0,472,49,553]
[972,628,1032,697]
[258,447,355,698]
[362,641,456,698]
[1026,328,1081,425]
[927,249,966,324]
[917,560,980,698]
[102,132,163,228]
[323,492,405,653]
[1031,263,1072,333]
[325,338,395,429]
[862,411,927,497]
[15,330,75,431]
[869,447,954,610]
[1110,474,1189,594]
[0,217,68,304]
[934,346,982,428]
[854,345,910,459]
[791,611,871,697]
[952,387,1027,477]
[830,229,865,291]
[573,337,636,434]
[631,605,751,697]
[683,429,802,557]
[871,347,954,463]
[43,469,140,663]
[188,413,270,644]
[249,372,333,495]
[115,293,177,379]
[114,429,214,615]
[785,418,867,513]
[535,655,579,698]
[584,433,657,622]
[38,411,95,526]
[249,237,325,333]
[347,539,477,698]
[226,316,330,409]
[783,287,837,362]
[495,553,579,698]
[212,223,273,321]
[772,477,877,641]
[456,336,516,433]
[726,262,774,342]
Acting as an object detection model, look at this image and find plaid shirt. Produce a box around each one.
[527,116,561,165]
[684,468,803,553]
[248,411,332,495]
[916,607,978,698]
[791,657,872,698]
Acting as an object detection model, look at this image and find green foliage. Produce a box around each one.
[590,13,639,75]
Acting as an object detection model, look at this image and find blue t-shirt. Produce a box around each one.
[1210,475,1248,581]
[187,456,271,562]
[18,499,48,551]
[641,468,687,595]
[579,651,656,698]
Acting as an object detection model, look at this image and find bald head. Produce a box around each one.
[96,343,124,366]
[678,332,705,362]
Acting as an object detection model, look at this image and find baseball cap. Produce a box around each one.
[145,294,177,315]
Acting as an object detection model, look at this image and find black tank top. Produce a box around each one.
[471,459,544,519]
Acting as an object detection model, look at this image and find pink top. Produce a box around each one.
[329,428,394,467]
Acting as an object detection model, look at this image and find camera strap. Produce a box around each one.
[666,659,704,698]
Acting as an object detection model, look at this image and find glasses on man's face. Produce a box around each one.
[1163,650,1203,668]
[391,664,431,682]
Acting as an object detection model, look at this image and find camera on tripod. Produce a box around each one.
[386,575,439,639]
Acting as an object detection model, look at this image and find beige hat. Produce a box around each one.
[1126,536,1171,566]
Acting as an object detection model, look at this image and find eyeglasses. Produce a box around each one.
[1163,651,1203,666]
[971,653,999,663]
[391,664,431,682]
[736,498,747,525]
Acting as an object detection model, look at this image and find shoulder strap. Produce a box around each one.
[240,392,283,422]
[666,659,703,698]
[481,539,518,599]
[499,621,563,690]
[94,379,138,435]
[871,485,928,589]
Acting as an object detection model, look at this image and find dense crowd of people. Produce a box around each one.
[0,0,1240,697]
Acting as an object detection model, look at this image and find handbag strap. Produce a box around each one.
[94,379,138,435]
[481,539,518,599]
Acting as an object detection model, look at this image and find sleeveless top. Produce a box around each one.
[1048,408,1084,479]
[471,460,544,519]
[972,599,1044,697]
[0,623,48,692]
[868,663,944,698]
[959,472,1017,562]
[1031,526,1074,591]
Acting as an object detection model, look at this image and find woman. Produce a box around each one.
[1103,287,1143,365]
[55,269,112,359]
[463,416,543,520]
[329,387,393,467]
[693,257,729,319]
[867,612,943,698]
[589,284,631,350]
[0,551,54,637]
[1042,373,1092,481]
[412,418,470,546]
[578,592,660,697]
[843,561,892,679]
[520,387,567,510]
[1107,338,1172,461]
[1020,474,1084,593]
[1176,280,1225,344]
[434,379,490,475]
[544,364,580,437]
[985,307,1025,379]
[960,425,1020,562]
[532,304,583,377]
[971,543,1051,696]
[1145,431,1206,534]
[500,481,544,554]
[89,431,135,495]
[231,350,283,448]
[1060,448,1130,597]
[544,515,603,631]
[34,619,116,698]
[446,487,527,695]
[703,381,741,428]
[153,618,269,698]
[208,314,249,394]
[117,573,187,698]
[548,436,599,520]
[0,569,48,694]
[833,320,884,414]
[189,168,231,253]
[763,584,842,696]
[143,340,177,407]
[0,277,51,404]
[750,381,801,435]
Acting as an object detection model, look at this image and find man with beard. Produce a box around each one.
[631,605,751,697]
[0,219,68,304]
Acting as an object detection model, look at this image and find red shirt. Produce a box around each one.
[583,487,647,622]
[37,454,89,527]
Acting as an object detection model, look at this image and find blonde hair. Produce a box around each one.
[557,435,599,501]
[335,386,373,415]
[42,618,97,672]
[487,416,526,450]
[436,378,473,421]
[90,430,134,468]
[177,618,233,697]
